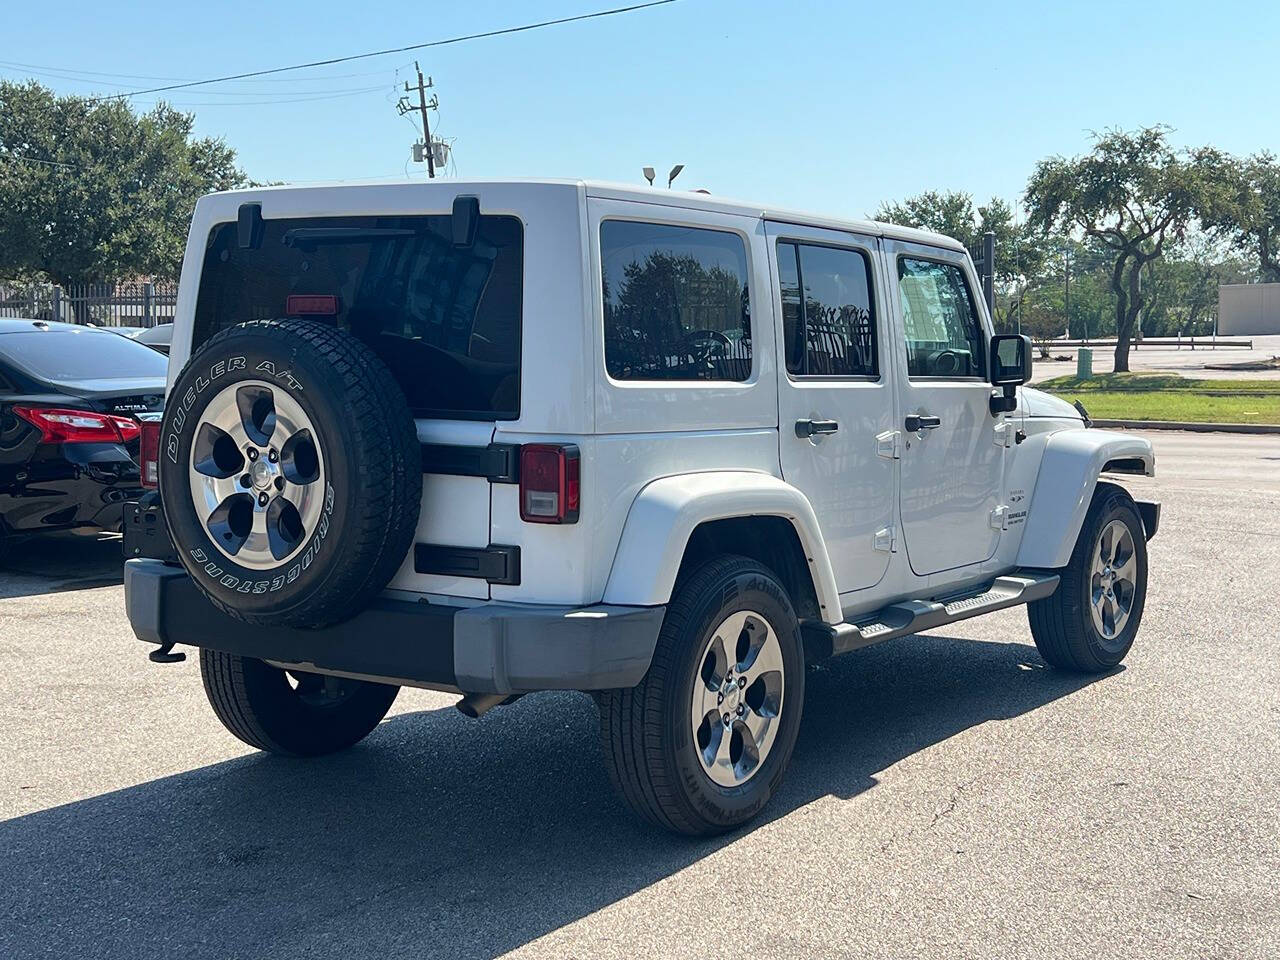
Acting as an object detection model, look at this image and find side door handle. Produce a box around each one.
[904,414,942,433]
[795,418,840,438]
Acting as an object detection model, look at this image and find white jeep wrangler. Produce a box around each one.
[124,179,1158,835]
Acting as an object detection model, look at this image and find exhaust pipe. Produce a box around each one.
[456,692,507,719]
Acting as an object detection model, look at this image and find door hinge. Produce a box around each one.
[874,526,897,552]
[876,430,902,460]
[993,421,1015,448]
[990,505,1009,530]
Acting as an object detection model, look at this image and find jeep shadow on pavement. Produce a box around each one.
[122,179,1159,835]
[0,633,1111,959]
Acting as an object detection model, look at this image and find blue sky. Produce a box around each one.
[4,0,1276,221]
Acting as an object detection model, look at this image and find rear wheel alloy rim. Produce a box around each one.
[690,609,785,788]
[188,379,325,570]
[1090,518,1137,642]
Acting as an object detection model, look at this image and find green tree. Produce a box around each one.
[0,81,247,295]
[1203,152,1280,281]
[874,190,1040,285]
[1024,126,1222,372]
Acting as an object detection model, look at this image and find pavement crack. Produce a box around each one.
[928,775,980,830]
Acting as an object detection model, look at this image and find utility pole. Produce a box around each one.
[399,62,439,178]
[981,231,995,317]
[1064,242,1071,339]
[1134,265,1142,349]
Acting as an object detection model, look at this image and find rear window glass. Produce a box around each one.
[194,214,523,420]
[601,220,751,381]
[0,328,168,382]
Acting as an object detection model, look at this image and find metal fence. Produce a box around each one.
[0,280,178,327]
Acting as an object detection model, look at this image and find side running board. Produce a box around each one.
[802,572,1060,658]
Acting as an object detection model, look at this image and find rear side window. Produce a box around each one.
[601,220,751,382]
[777,241,877,377]
[194,214,523,420]
[897,257,985,378]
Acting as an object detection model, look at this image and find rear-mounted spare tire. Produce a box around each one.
[159,318,421,628]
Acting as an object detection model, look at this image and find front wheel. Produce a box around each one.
[1028,482,1149,673]
[200,649,399,756]
[599,555,805,835]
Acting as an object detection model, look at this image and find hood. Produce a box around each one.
[1020,386,1083,420]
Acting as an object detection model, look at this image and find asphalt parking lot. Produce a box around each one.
[1,431,1277,960]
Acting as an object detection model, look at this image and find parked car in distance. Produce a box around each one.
[125,179,1158,835]
[107,323,173,355]
[0,318,166,557]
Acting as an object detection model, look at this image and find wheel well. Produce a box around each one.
[1102,456,1149,476]
[674,516,820,621]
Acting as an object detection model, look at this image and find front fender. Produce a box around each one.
[1016,429,1155,569]
[601,471,842,623]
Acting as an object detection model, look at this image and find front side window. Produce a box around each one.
[777,241,877,377]
[897,257,985,378]
[601,220,751,382]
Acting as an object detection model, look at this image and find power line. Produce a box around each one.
[130,86,392,108]
[82,1,678,104]
[0,67,393,98]
[0,58,403,84]
[0,153,75,169]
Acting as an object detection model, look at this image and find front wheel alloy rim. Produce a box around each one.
[1090,518,1137,642]
[690,609,785,788]
[188,379,325,569]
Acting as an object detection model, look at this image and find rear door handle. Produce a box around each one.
[795,418,840,438]
[905,414,942,433]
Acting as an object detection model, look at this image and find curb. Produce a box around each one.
[1091,418,1280,435]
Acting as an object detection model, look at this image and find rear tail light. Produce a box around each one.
[12,406,140,445]
[139,418,162,488]
[112,415,142,443]
[285,294,340,316]
[519,444,580,524]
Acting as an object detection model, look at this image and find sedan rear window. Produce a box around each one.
[0,328,168,382]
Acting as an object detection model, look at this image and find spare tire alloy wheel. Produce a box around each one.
[190,380,325,568]
[160,318,421,628]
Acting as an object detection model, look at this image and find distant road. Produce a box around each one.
[1030,333,1280,383]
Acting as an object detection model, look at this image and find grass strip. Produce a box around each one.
[1038,373,1280,394]
[1047,390,1280,424]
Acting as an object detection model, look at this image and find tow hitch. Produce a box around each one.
[148,642,186,664]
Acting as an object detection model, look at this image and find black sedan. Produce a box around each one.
[0,318,166,556]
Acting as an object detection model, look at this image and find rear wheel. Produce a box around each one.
[1028,482,1148,673]
[599,555,805,835]
[200,649,399,756]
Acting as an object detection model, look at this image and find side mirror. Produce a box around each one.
[990,334,1033,386]
[988,334,1032,414]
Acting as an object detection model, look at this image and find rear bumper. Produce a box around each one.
[124,559,665,694]
[1,442,141,533]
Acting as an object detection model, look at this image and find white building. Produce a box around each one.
[1218,282,1280,335]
